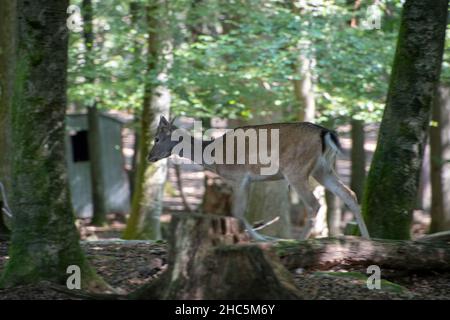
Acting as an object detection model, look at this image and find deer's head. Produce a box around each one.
[147,116,178,162]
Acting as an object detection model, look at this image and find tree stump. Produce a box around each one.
[201,173,233,216]
[131,213,302,299]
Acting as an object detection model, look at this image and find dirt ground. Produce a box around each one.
[1,224,449,300]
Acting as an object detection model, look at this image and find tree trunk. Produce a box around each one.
[0,190,11,239]
[348,0,362,27]
[0,1,15,239]
[174,164,193,212]
[81,0,107,226]
[290,0,316,124]
[276,236,450,271]
[325,189,341,236]
[128,1,143,201]
[325,125,341,237]
[202,171,233,216]
[289,2,320,235]
[362,0,449,239]
[131,214,302,299]
[123,1,172,240]
[292,53,316,123]
[416,141,431,210]
[341,0,364,235]
[290,59,317,231]
[350,119,366,201]
[247,181,291,238]
[129,129,139,200]
[348,1,366,205]
[0,0,105,290]
[430,85,450,232]
[87,104,107,225]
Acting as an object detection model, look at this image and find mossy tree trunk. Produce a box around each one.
[0,0,104,290]
[0,1,15,238]
[430,85,450,232]
[123,1,172,240]
[362,0,449,239]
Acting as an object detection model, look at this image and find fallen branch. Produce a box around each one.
[173,164,193,213]
[275,236,450,271]
[416,231,450,243]
[253,216,280,231]
[0,182,12,218]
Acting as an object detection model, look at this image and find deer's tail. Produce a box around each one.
[320,130,342,171]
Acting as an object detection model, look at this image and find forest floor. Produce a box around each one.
[0,124,446,299]
[1,233,450,300]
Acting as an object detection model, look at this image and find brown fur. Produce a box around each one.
[148,118,370,240]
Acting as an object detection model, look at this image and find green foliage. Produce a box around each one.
[441,25,450,84]
[169,0,401,124]
[67,0,410,125]
[68,0,148,111]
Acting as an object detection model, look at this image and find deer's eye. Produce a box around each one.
[155,138,159,143]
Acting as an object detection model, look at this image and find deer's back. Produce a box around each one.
[212,122,325,181]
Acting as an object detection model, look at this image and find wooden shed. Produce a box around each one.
[65,113,131,218]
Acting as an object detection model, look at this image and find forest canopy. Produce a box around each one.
[67,0,410,124]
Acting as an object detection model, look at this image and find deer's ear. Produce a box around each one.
[170,117,177,126]
[160,115,169,126]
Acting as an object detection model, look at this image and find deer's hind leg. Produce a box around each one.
[283,174,320,240]
[313,167,370,239]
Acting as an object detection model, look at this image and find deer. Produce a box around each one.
[147,116,370,241]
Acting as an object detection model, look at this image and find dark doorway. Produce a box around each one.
[71,130,90,162]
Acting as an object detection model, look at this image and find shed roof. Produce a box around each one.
[67,112,132,125]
